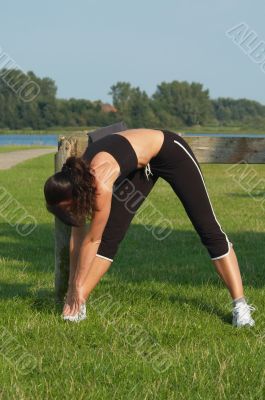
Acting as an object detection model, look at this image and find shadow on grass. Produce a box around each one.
[0,282,32,299]
[0,221,264,321]
[32,288,62,315]
[0,283,60,314]
[167,293,232,325]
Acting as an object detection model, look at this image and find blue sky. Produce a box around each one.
[0,0,265,104]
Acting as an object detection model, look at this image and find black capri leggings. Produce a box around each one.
[97,130,232,262]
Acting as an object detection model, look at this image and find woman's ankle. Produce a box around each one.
[232,296,246,307]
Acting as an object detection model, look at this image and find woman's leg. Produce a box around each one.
[149,131,255,326]
[95,170,158,261]
[212,246,244,299]
[165,137,244,301]
[63,256,112,317]
[63,169,158,316]
[77,256,112,299]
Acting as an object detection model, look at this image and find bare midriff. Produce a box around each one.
[116,129,164,168]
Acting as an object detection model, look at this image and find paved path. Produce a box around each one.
[0,148,57,170]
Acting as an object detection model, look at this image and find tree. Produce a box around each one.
[1,70,265,130]
[109,82,159,127]
[212,98,265,125]
[152,81,214,126]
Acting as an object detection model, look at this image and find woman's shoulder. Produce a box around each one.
[89,152,120,188]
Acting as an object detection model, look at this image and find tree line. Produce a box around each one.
[0,69,265,130]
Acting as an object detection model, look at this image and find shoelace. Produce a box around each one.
[233,303,256,317]
[144,163,153,180]
[247,304,256,312]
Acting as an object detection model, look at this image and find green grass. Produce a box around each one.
[180,125,265,134]
[0,125,265,135]
[0,155,264,399]
[0,145,55,153]
[0,127,96,135]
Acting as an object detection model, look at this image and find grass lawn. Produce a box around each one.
[0,154,264,399]
[0,146,55,153]
[1,125,265,135]
[181,125,265,134]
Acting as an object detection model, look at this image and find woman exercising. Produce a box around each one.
[44,128,255,327]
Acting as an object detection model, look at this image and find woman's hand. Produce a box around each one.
[63,286,85,316]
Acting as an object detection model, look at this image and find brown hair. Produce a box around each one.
[44,156,95,226]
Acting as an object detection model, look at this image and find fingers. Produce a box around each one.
[63,300,81,316]
[63,304,70,314]
[62,288,85,317]
[70,303,77,316]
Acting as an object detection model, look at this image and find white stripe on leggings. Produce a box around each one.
[96,254,114,262]
[173,139,231,260]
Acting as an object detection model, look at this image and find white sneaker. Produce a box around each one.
[62,303,87,323]
[232,302,255,327]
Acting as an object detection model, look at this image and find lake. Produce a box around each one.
[0,132,265,146]
[0,134,58,146]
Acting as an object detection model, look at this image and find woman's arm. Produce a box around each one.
[63,183,113,315]
[68,225,88,288]
[73,193,112,288]
[64,154,119,315]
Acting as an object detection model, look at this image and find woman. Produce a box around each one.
[44,128,255,327]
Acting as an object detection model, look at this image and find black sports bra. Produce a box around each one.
[81,133,138,184]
